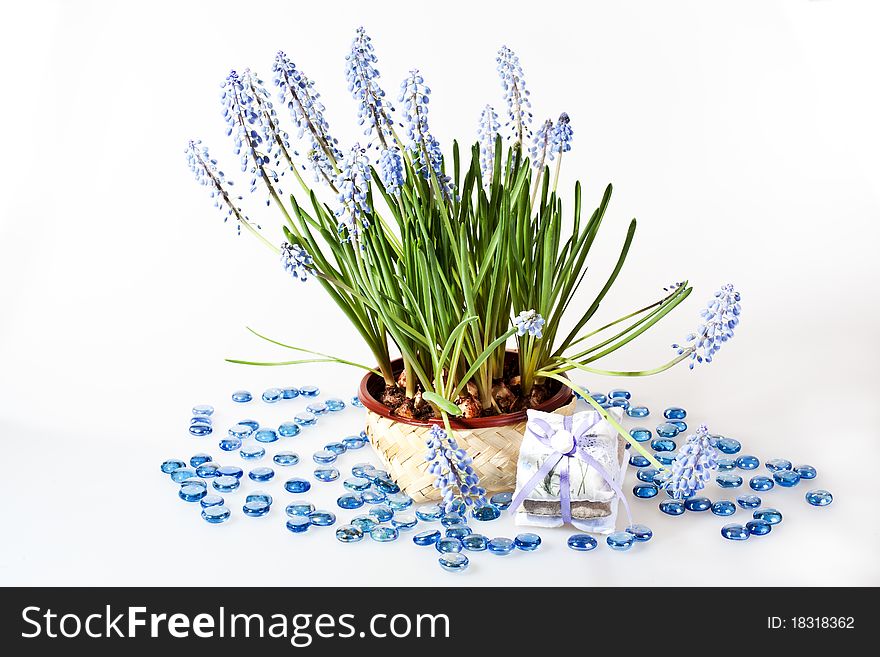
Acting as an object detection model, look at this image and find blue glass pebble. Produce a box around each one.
[664,407,687,420]
[213,476,240,492]
[766,458,792,472]
[201,506,230,524]
[746,519,772,536]
[749,476,774,492]
[438,553,469,573]
[651,438,676,452]
[370,526,399,542]
[286,516,310,533]
[610,398,630,410]
[342,435,367,450]
[238,420,260,431]
[254,429,278,444]
[629,454,651,468]
[246,492,273,505]
[717,458,737,471]
[416,504,443,521]
[736,494,762,509]
[589,393,608,404]
[369,505,394,522]
[633,484,659,499]
[625,524,653,542]
[351,515,378,532]
[192,404,214,416]
[805,489,833,507]
[161,459,186,474]
[273,451,299,466]
[606,531,635,551]
[600,402,612,409]
[242,500,271,517]
[716,473,743,488]
[325,398,346,411]
[262,388,282,403]
[795,464,817,479]
[361,467,388,482]
[630,428,652,442]
[637,467,660,483]
[351,395,363,408]
[299,385,320,397]
[335,525,364,543]
[435,537,463,553]
[248,467,274,482]
[659,500,685,515]
[218,436,241,452]
[711,500,737,516]
[286,501,315,517]
[753,508,783,525]
[684,496,712,512]
[773,470,801,487]
[373,477,400,495]
[487,537,515,555]
[189,453,212,468]
[281,387,300,399]
[627,406,650,418]
[337,493,364,510]
[217,465,243,479]
[284,478,311,494]
[314,467,340,482]
[462,534,489,551]
[190,415,212,426]
[200,494,224,508]
[608,389,631,400]
[736,455,760,470]
[472,505,501,521]
[228,424,252,439]
[721,523,750,540]
[386,492,413,511]
[715,437,742,454]
[231,390,252,403]
[567,534,598,551]
[189,424,213,437]
[307,402,329,416]
[656,423,680,438]
[392,513,418,530]
[313,449,337,464]
[320,443,345,457]
[653,452,677,466]
[514,533,542,551]
[179,484,207,502]
[441,512,464,527]
[362,488,386,504]
[170,468,196,483]
[344,477,371,492]
[179,478,206,490]
[278,422,301,438]
[669,420,687,431]
[446,526,473,540]
[309,511,336,526]
[240,444,265,461]
[294,412,317,427]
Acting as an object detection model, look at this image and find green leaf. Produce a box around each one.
[422,391,463,416]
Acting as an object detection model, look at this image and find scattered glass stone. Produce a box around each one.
[773,470,801,487]
[262,388,282,403]
[189,424,213,437]
[238,420,260,431]
[472,505,501,521]
[749,476,774,492]
[438,553,469,573]
[714,437,742,454]
[217,465,243,479]
[567,534,599,551]
[805,489,833,507]
[606,531,635,551]
[284,478,311,494]
[336,525,364,543]
[309,510,336,526]
[656,423,680,438]
[213,476,240,492]
[684,496,712,512]
[170,468,196,483]
[273,452,299,467]
[161,459,186,474]
[659,500,685,516]
[351,395,364,408]
[324,442,347,456]
[795,464,817,480]
[413,529,441,546]
[343,477,371,492]
[736,494,762,509]
[312,449,337,464]
[179,484,207,502]
[721,523,750,540]
[633,484,659,499]
[362,488,387,504]
[610,398,631,410]
[178,477,206,490]
[189,453,212,468]
[386,492,413,511]
[435,537,463,553]
[753,508,783,525]
[370,526,399,542]
[736,455,760,470]
[635,468,658,483]
[242,500,271,517]
[486,537,515,555]
[286,516,310,533]
[351,515,378,533]
[369,505,394,522]
[307,402,329,416]
[337,493,364,510]
[192,404,214,416]
[629,455,651,468]
[342,435,367,450]
[190,416,212,426]
[362,467,389,482]
[253,429,278,444]
[200,494,224,508]
[228,424,253,439]
[314,467,340,482]
[281,387,300,399]
[294,412,317,427]
[240,444,265,461]
[589,393,608,405]
[374,477,400,495]
[441,512,465,527]
[248,467,274,482]
[652,471,672,487]
[325,398,346,412]
[286,501,315,517]
[218,436,241,451]
[625,524,653,542]
[664,407,687,420]
[392,513,418,530]
[651,438,676,452]
[711,500,737,516]
[746,519,772,536]
[669,420,687,431]
[766,458,793,472]
[278,422,301,438]
[608,388,631,400]
[717,458,737,471]
[461,534,488,551]
[231,390,252,403]
[627,406,650,418]
[446,526,473,540]
[514,533,542,551]
[653,452,677,466]
[630,428,652,442]
[246,493,273,506]
[299,384,320,397]
[201,506,230,524]
[716,473,743,488]
[416,504,443,521]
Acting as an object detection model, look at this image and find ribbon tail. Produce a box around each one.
[559,457,571,525]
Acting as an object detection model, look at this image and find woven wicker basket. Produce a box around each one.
[359,355,576,503]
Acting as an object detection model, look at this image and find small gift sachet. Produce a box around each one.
[510,407,632,534]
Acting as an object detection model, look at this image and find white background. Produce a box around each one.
[1,0,878,586]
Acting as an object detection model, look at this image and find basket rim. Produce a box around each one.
[358,351,573,429]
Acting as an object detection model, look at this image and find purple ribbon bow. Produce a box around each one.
[509,412,633,527]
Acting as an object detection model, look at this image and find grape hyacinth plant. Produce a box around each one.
[665,425,720,499]
[186,27,743,470]
[425,424,487,512]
